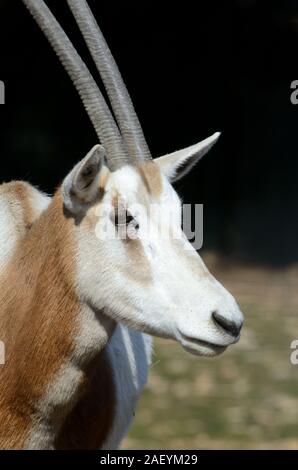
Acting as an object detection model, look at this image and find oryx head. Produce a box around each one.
[24,0,243,356]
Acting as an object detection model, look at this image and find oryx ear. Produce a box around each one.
[155,132,221,182]
[62,144,105,214]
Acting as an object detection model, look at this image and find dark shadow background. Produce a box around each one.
[0,0,297,266]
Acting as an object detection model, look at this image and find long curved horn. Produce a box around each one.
[67,0,152,163]
[22,0,129,171]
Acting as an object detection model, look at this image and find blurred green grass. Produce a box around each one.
[124,254,298,449]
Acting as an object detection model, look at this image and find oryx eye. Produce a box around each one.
[114,210,134,227]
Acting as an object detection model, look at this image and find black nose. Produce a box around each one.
[212,311,242,337]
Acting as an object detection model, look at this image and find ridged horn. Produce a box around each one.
[22,0,130,171]
[67,0,152,163]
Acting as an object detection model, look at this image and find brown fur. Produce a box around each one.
[0,193,78,447]
[0,191,115,449]
[0,181,36,234]
[137,161,163,198]
[110,193,152,286]
[10,181,36,230]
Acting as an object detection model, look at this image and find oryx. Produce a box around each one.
[0,0,243,449]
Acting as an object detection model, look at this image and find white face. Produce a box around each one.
[73,156,243,358]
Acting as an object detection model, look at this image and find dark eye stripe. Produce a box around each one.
[114,211,134,227]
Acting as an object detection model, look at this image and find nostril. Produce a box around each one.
[212,311,242,337]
